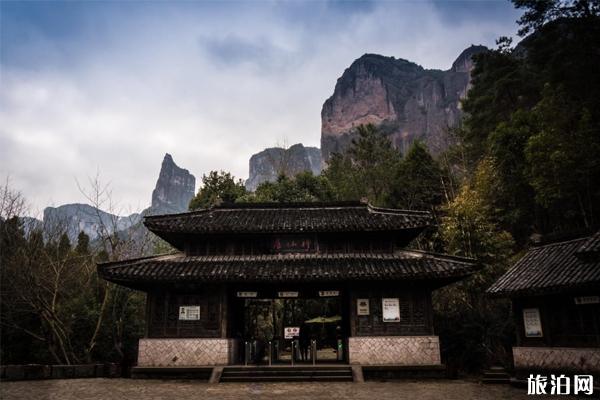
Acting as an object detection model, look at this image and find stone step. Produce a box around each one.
[220,366,353,382]
[220,375,353,383]
[222,369,352,376]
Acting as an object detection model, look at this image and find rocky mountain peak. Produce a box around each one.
[321,45,488,162]
[246,144,321,191]
[150,153,196,214]
[451,44,488,73]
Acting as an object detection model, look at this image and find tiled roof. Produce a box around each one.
[98,251,477,288]
[143,202,432,236]
[487,236,600,297]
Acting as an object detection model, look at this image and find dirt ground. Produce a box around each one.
[0,378,582,400]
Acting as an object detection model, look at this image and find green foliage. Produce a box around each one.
[0,217,144,365]
[459,14,600,239]
[436,161,516,371]
[388,141,444,211]
[189,170,247,210]
[240,172,334,203]
[324,124,402,205]
[512,0,600,36]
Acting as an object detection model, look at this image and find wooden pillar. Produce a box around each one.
[220,285,228,338]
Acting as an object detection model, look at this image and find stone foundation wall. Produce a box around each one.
[137,338,239,367]
[348,336,441,365]
[513,347,600,372]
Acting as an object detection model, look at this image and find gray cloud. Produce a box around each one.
[0,1,521,215]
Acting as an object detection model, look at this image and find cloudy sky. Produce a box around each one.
[0,0,521,216]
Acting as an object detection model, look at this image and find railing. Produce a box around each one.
[242,338,343,365]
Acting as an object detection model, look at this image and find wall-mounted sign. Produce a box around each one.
[357,299,370,316]
[319,290,340,297]
[574,296,600,305]
[278,291,299,298]
[273,237,313,253]
[237,291,258,298]
[179,306,200,321]
[382,298,400,322]
[284,326,300,339]
[523,308,543,337]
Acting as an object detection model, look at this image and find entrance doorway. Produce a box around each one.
[236,295,346,365]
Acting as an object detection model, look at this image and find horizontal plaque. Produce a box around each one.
[574,296,600,305]
[278,291,299,298]
[319,290,340,297]
[237,291,258,298]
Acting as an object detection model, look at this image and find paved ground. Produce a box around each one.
[0,379,578,400]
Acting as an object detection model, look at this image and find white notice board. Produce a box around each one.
[284,326,300,339]
[179,306,200,321]
[382,298,400,322]
[523,308,543,337]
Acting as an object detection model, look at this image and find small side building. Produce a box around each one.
[487,231,600,379]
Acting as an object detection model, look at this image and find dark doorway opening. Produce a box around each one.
[236,296,346,365]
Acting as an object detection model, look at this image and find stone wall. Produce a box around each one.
[137,338,239,367]
[348,336,441,365]
[513,347,600,372]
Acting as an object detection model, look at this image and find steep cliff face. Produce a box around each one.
[321,45,487,162]
[150,153,196,214]
[246,144,321,191]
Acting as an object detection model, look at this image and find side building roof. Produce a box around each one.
[98,250,478,291]
[487,234,600,298]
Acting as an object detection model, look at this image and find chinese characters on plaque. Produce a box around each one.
[178,305,200,320]
[382,298,400,322]
[523,308,543,337]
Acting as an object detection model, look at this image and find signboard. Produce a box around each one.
[574,296,600,305]
[382,298,400,322]
[278,291,299,298]
[284,326,300,339]
[319,290,340,297]
[357,299,370,316]
[273,237,313,253]
[178,306,200,321]
[237,291,258,298]
[523,308,543,337]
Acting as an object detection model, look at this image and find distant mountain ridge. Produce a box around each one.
[32,154,195,244]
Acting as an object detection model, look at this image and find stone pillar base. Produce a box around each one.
[137,338,239,367]
[348,336,441,365]
[513,346,600,374]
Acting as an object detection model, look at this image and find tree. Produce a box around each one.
[241,172,334,203]
[435,160,516,371]
[513,0,600,36]
[189,171,247,210]
[389,141,444,211]
[323,124,402,206]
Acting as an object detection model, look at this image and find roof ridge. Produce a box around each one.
[530,236,589,249]
[97,252,181,266]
